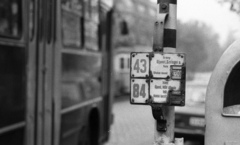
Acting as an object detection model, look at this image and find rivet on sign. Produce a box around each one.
[132,74,135,77]
[146,54,149,57]
[132,79,135,82]
[151,80,153,82]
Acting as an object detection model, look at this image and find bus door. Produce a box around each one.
[205,40,240,145]
[100,4,114,139]
[26,0,56,145]
[57,0,114,144]
[0,0,27,145]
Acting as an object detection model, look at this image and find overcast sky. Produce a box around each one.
[150,0,240,45]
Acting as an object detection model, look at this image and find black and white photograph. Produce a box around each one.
[0,0,240,145]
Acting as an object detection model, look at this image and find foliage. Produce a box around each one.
[177,20,223,73]
[114,0,226,76]
[218,0,240,14]
[113,0,156,48]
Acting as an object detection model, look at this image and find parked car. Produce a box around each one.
[175,73,211,144]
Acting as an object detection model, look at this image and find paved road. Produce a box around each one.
[104,97,204,145]
[104,97,155,145]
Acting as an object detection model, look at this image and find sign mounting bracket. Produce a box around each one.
[151,105,167,131]
[153,1,169,52]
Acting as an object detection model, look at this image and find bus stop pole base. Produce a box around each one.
[153,106,174,145]
[152,107,183,145]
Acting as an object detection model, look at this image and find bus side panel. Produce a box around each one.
[99,7,115,142]
[56,0,114,144]
[60,53,102,144]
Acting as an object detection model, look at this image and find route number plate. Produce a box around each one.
[130,52,186,106]
[131,53,149,78]
[130,79,149,104]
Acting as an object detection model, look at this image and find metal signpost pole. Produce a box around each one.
[129,1,185,145]
[152,0,180,145]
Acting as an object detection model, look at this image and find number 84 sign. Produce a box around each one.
[131,79,149,104]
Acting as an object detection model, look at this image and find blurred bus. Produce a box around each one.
[113,0,156,97]
[114,47,131,96]
[114,46,151,97]
[0,0,114,145]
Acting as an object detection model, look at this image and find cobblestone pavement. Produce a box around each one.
[104,97,203,145]
[104,97,155,145]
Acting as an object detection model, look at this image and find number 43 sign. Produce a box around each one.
[130,52,186,106]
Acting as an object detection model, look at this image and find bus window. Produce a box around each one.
[29,0,34,41]
[120,57,124,70]
[223,60,240,116]
[0,46,26,144]
[0,0,22,38]
[61,53,101,109]
[47,0,53,43]
[120,20,129,35]
[61,0,83,48]
[84,0,99,51]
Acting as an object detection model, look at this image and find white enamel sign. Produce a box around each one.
[151,53,185,78]
[150,79,181,103]
[130,52,186,105]
[130,79,149,104]
[131,53,149,78]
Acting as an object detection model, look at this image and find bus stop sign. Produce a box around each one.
[130,52,186,106]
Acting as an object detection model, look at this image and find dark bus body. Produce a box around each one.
[0,0,114,145]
